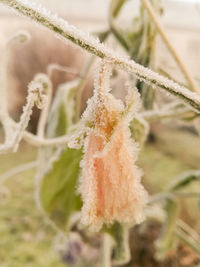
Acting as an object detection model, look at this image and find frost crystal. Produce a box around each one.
[75,60,148,231]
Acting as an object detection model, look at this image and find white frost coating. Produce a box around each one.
[35,73,53,139]
[2,0,200,112]
[0,29,31,153]
[0,30,31,138]
[46,78,81,138]
[124,83,142,118]
[0,76,47,153]
[47,63,79,78]
[68,61,124,149]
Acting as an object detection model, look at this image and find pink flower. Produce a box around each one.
[79,118,148,231]
[76,61,148,231]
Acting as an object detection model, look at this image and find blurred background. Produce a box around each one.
[0,0,200,266]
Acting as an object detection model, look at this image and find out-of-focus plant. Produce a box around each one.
[109,0,162,109]
[0,0,200,266]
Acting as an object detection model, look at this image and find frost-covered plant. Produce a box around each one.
[0,0,200,266]
[69,61,148,231]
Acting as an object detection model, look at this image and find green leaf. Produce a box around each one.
[129,116,149,146]
[167,171,200,191]
[40,147,83,231]
[46,79,81,138]
[103,222,131,265]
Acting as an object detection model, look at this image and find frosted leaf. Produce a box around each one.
[129,115,149,146]
[123,82,142,121]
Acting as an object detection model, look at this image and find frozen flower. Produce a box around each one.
[70,60,148,231]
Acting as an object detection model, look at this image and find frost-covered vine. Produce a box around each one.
[1,0,200,112]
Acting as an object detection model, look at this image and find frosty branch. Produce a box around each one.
[1,0,200,112]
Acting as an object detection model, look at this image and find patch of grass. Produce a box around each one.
[0,127,200,266]
[139,144,189,192]
[0,143,66,267]
[139,128,200,191]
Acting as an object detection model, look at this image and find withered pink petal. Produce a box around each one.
[79,120,148,231]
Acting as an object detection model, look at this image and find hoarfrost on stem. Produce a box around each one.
[1,0,200,112]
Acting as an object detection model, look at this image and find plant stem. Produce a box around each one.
[175,228,200,254]
[36,74,53,138]
[142,106,195,121]
[0,161,37,185]
[102,234,113,267]
[1,0,200,112]
[141,0,199,93]
[47,63,80,78]
[111,0,128,18]
[75,55,95,122]
[177,219,200,243]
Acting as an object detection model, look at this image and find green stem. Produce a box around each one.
[109,0,130,51]
[141,0,199,93]
[74,56,95,122]
[111,0,128,18]
[1,0,200,112]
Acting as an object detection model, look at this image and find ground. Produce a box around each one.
[0,125,200,266]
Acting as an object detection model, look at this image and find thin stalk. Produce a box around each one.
[0,81,44,153]
[0,30,30,142]
[11,120,70,147]
[47,64,80,78]
[141,0,199,93]
[0,161,37,185]
[102,234,113,267]
[36,74,53,138]
[174,192,200,198]
[1,0,200,112]
[75,55,95,122]
[109,0,131,51]
[177,219,200,243]
[75,30,110,122]
[111,0,128,18]
[36,74,53,181]
[109,19,130,51]
[142,106,195,121]
[175,228,200,254]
